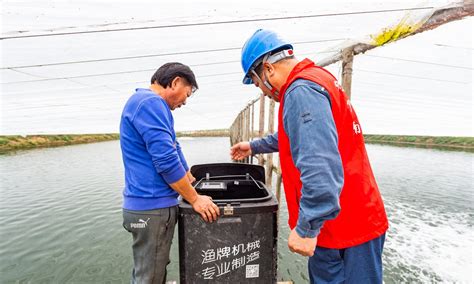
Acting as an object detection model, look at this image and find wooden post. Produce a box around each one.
[276,171,282,204]
[258,93,265,166]
[238,112,243,163]
[250,103,255,164]
[230,118,237,146]
[242,108,248,142]
[246,105,251,164]
[244,106,250,164]
[230,121,233,146]
[241,108,246,164]
[251,103,255,141]
[246,105,251,141]
[265,100,275,187]
[341,48,354,99]
[275,158,282,223]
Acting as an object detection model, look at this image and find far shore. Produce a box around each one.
[0,131,472,154]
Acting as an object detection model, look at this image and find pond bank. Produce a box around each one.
[364,134,474,152]
[0,134,119,154]
[1,132,472,154]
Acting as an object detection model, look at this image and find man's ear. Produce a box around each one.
[264,62,275,76]
[171,76,181,90]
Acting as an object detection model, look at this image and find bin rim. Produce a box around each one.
[182,179,273,205]
[190,163,266,183]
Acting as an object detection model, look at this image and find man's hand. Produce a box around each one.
[186,170,196,184]
[230,141,252,160]
[191,195,220,223]
[169,175,219,222]
[288,229,317,257]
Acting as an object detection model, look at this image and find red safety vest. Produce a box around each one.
[278,59,388,249]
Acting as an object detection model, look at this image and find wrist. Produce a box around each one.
[249,141,257,155]
[188,193,198,205]
[295,223,319,238]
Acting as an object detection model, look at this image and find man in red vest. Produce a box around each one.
[231,29,389,283]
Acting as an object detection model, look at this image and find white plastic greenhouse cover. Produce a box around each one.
[1,0,472,136]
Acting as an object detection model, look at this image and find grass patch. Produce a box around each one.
[0,138,9,146]
[176,129,230,137]
[0,134,120,154]
[364,134,474,152]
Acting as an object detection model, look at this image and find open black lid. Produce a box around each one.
[190,163,265,183]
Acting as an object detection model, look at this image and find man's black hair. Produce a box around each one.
[150,62,198,90]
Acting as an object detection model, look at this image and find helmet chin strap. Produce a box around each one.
[262,72,279,99]
[250,69,279,100]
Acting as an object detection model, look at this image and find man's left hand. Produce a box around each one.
[288,229,317,257]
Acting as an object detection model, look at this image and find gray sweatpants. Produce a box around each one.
[123,206,178,284]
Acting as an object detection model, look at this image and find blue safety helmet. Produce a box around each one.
[241,29,293,85]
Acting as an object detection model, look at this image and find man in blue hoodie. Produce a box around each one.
[120,62,220,284]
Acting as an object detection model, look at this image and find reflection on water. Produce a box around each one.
[0,138,472,283]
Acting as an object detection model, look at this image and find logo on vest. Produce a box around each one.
[353,122,361,134]
[347,100,353,112]
[334,80,342,90]
[131,218,150,229]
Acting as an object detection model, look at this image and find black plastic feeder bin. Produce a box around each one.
[178,163,279,283]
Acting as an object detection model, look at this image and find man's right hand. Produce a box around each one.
[230,141,252,160]
[288,229,317,257]
[191,195,220,222]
